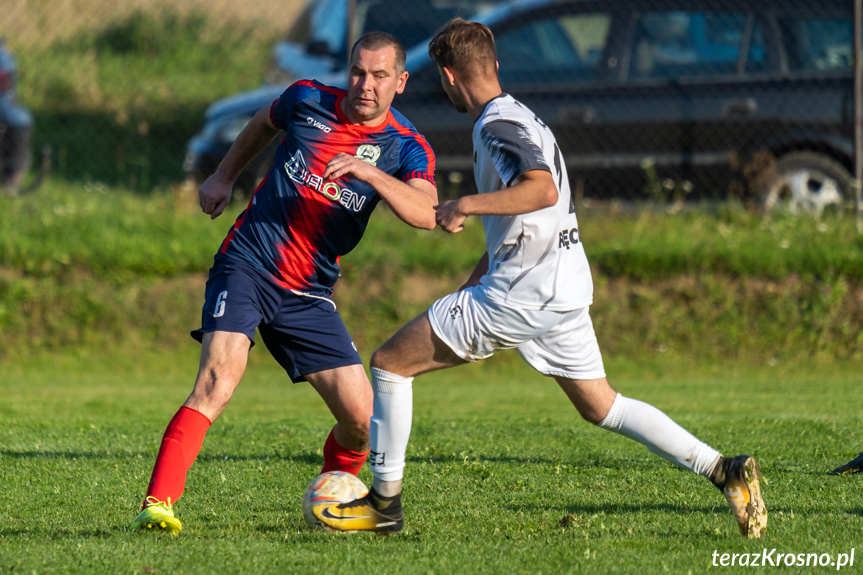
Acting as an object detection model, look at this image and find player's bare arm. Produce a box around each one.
[198,107,281,219]
[324,152,437,229]
[435,169,557,233]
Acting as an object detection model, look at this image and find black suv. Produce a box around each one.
[0,39,33,195]
[186,0,860,212]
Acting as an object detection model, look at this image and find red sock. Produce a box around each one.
[144,406,212,508]
[320,427,369,476]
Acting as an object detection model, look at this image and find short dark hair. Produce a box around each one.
[428,18,497,81]
[350,31,407,73]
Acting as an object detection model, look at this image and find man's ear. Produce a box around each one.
[442,66,458,86]
[396,70,409,94]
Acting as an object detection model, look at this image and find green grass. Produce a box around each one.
[3,183,861,282]
[1,352,861,574]
[2,182,862,363]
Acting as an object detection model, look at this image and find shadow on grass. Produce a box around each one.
[407,452,665,471]
[509,502,721,515]
[0,449,322,465]
[0,449,721,471]
[0,450,146,460]
[0,527,118,539]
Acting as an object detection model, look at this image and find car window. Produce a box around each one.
[779,16,853,72]
[355,0,501,56]
[496,12,612,86]
[285,0,499,61]
[744,22,768,75]
[630,11,763,80]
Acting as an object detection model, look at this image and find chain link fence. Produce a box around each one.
[3,0,862,213]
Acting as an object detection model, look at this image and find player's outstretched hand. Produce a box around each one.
[435,199,466,233]
[324,153,377,182]
[198,171,233,220]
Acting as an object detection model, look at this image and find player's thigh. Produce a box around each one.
[186,331,252,419]
[372,311,466,377]
[197,330,252,379]
[516,306,607,380]
[428,287,556,363]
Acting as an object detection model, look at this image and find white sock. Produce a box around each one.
[598,393,721,477]
[369,367,414,483]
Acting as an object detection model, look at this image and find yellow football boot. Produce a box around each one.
[130,496,182,535]
[314,489,403,535]
[711,455,767,538]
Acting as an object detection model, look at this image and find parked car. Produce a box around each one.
[184,0,500,195]
[0,38,34,195]
[186,0,860,212]
[264,0,502,86]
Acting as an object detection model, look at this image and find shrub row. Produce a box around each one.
[2,183,861,363]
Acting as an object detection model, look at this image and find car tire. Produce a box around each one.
[756,151,853,215]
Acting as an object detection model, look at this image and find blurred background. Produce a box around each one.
[3,0,863,212]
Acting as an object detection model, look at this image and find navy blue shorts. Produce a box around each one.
[191,258,361,383]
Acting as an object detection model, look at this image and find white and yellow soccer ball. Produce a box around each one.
[302,471,368,530]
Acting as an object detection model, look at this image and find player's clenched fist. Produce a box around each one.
[435,199,467,233]
[198,171,233,220]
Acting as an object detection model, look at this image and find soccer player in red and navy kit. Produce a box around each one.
[131,32,437,534]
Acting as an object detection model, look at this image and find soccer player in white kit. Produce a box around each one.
[315,17,767,538]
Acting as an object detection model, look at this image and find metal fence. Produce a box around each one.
[3,0,863,216]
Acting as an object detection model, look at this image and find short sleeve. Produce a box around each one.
[269,81,313,131]
[398,135,436,187]
[479,120,550,187]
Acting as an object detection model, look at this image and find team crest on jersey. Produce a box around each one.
[355,144,381,166]
[285,149,367,212]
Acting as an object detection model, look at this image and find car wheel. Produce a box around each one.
[757,151,853,215]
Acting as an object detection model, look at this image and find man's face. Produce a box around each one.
[344,45,408,126]
[437,64,466,113]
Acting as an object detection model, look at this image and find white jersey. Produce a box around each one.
[473,93,593,311]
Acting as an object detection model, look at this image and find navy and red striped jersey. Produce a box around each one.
[216,80,436,294]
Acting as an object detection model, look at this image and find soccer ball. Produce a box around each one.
[302,471,368,530]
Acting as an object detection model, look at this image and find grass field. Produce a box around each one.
[2,183,861,572]
[1,350,861,574]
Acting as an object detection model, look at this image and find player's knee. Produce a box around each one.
[340,416,370,444]
[580,409,605,426]
[369,347,391,371]
[191,372,239,410]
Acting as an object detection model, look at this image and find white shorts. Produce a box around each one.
[428,286,606,380]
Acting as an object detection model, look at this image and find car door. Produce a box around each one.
[612,1,780,201]
[475,0,771,202]
[760,2,854,161]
